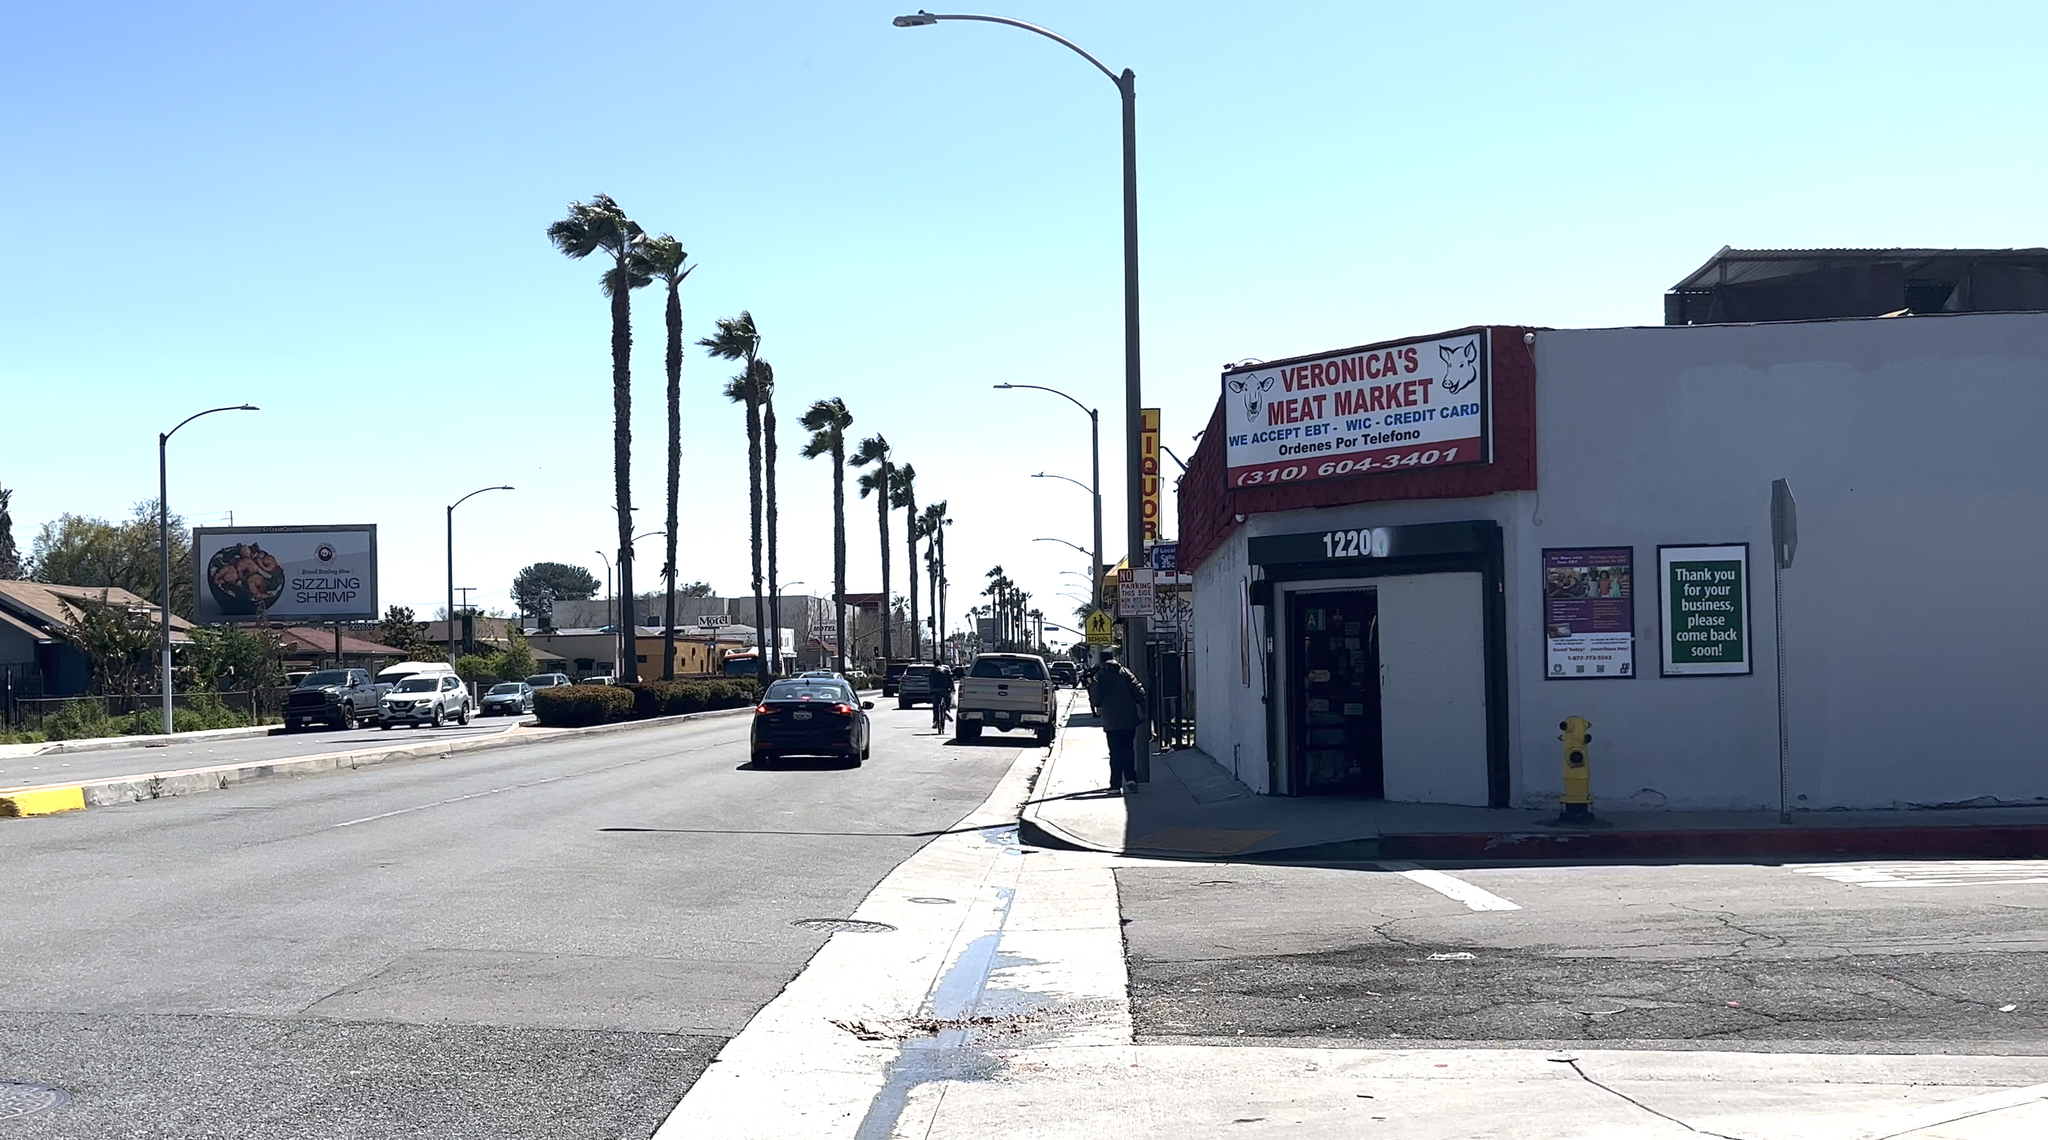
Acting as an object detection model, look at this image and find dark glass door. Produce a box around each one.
[1289,590,1383,796]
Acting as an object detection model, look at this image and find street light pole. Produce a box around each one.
[1000,387,1103,614]
[447,485,513,666]
[594,549,614,673]
[159,404,258,734]
[906,11,1145,777]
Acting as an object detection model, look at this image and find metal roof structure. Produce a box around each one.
[1666,247,2048,325]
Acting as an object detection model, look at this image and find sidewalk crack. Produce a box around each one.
[1560,1059,1758,1140]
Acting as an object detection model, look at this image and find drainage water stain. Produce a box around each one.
[792,918,898,933]
[0,1082,73,1121]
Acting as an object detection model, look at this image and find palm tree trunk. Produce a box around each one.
[611,253,638,684]
[662,281,681,680]
[937,526,947,663]
[765,394,781,676]
[928,538,938,664]
[877,461,892,665]
[745,365,765,670]
[904,490,919,662]
[833,443,847,674]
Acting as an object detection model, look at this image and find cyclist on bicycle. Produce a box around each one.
[930,665,956,732]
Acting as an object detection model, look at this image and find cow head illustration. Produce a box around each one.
[1439,339,1480,394]
[1227,374,1276,420]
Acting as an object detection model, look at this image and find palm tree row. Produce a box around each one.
[551,194,957,680]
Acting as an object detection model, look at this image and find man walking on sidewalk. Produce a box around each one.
[1089,648,1146,794]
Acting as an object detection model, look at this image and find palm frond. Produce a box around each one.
[849,433,889,469]
[698,310,760,360]
[889,463,916,509]
[638,233,693,285]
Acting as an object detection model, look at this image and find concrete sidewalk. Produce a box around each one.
[1022,711,2048,862]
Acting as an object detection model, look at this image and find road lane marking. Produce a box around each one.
[1791,861,2048,888]
[1377,862,1522,911]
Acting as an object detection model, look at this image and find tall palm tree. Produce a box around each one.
[639,234,693,679]
[800,398,854,673]
[891,463,918,661]
[760,362,782,675]
[548,193,650,681]
[850,434,893,665]
[700,313,765,667]
[920,500,950,663]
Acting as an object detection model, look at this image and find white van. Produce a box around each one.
[376,660,457,693]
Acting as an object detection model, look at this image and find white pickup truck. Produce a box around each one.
[954,653,1056,744]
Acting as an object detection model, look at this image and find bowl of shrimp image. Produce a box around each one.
[206,542,286,615]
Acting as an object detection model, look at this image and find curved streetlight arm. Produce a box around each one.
[993,382,1094,420]
[894,12,1120,86]
[451,484,513,512]
[163,403,260,445]
[1033,537,1093,558]
[1031,471,1092,494]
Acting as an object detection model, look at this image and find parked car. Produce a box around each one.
[750,677,873,766]
[576,675,615,686]
[379,673,472,728]
[881,660,915,698]
[376,660,455,697]
[284,668,381,731]
[897,664,947,709]
[1050,661,1079,688]
[955,653,1055,744]
[480,681,534,716]
[524,673,571,690]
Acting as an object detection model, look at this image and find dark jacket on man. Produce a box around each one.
[1089,661,1147,731]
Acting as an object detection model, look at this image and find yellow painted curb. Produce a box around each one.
[0,786,87,817]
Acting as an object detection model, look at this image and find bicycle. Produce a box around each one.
[931,689,953,733]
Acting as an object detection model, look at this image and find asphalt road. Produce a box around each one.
[0,716,532,789]
[0,701,1029,1139]
[1120,859,2048,1052]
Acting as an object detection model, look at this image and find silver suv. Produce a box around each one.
[379,673,472,729]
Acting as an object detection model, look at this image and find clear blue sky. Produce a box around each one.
[5,1,2043,634]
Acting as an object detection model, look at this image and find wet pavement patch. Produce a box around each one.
[0,1082,72,1120]
[791,918,898,933]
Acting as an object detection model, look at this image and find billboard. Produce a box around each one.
[192,525,379,624]
[1221,329,1491,490]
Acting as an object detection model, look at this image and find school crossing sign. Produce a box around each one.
[1221,329,1492,490]
[1083,609,1114,646]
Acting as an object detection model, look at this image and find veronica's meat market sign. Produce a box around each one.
[1222,330,1492,489]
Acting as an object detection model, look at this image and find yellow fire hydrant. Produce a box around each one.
[1558,716,1594,823]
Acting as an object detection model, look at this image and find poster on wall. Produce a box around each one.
[1543,547,1634,679]
[1220,329,1491,490]
[1658,544,1751,676]
[191,525,378,624]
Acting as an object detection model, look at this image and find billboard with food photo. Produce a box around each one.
[192,525,378,623]
[1221,329,1491,490]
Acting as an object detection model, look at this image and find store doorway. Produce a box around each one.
[1288,589,1383,796]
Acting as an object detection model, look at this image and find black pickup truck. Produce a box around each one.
[284,668,381,731]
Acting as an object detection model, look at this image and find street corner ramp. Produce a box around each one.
[0,786,87,817]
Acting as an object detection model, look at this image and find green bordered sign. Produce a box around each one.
[1658,544,1751,676]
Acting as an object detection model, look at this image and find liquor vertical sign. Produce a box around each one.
[1141,407,1162,541]
[1659,544,1751,676]
[1543,547,1634,679]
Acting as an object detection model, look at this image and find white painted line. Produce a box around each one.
[1378,862,1522,911]
[1855,1080,2048,1139]
[1791,861,2048,889]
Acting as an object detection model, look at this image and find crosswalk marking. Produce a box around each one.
[1377,862,1522,911]
[1791,861,2048,888]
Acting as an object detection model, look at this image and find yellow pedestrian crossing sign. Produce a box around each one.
[1084,609,1114,646]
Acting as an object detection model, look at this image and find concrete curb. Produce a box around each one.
[0,722,285,760]
[1016,721,2048,863]
[0,705,757,813]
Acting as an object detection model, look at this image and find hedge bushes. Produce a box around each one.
[532,685,635,726]
[532,679,759,727]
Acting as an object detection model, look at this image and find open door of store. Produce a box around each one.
[1287,589,1383,796]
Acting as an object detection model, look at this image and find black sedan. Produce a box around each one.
[751,678,872,766]
[479,681,534,716]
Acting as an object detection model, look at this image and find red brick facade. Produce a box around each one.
[1178,325,1538,571]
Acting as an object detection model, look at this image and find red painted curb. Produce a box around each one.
[1378,826,2048,862]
